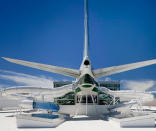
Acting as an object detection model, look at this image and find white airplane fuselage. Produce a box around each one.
[2,0,156,116]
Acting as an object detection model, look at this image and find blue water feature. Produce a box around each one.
[32,114,59,119]
[153,93,156,98]
[33,101,59,112]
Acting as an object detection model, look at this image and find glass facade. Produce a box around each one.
[54,92,75,105]
[98,81,120,105]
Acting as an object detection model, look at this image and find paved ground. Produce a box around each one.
[0,112,156,131]
[0,112,118,131]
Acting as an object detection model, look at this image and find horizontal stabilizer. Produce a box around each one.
[2,57,80,78]
[93,59,156,78]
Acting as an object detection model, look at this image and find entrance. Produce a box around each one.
[76,95,97,104]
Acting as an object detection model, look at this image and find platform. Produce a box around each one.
[0,111,156,130]
[109,113,156,128]
[16,113,65,128]
[59,104,109,116]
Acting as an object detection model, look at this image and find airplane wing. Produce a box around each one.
[2,84,73,98]
[92,59,156,78]
[2,57,80,78]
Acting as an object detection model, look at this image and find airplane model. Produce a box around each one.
[1,0,156,117]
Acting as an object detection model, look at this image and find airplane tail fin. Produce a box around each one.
[80,0,91,69]
[83,0,89,59]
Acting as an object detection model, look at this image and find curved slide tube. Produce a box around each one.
[2,84,73,98]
